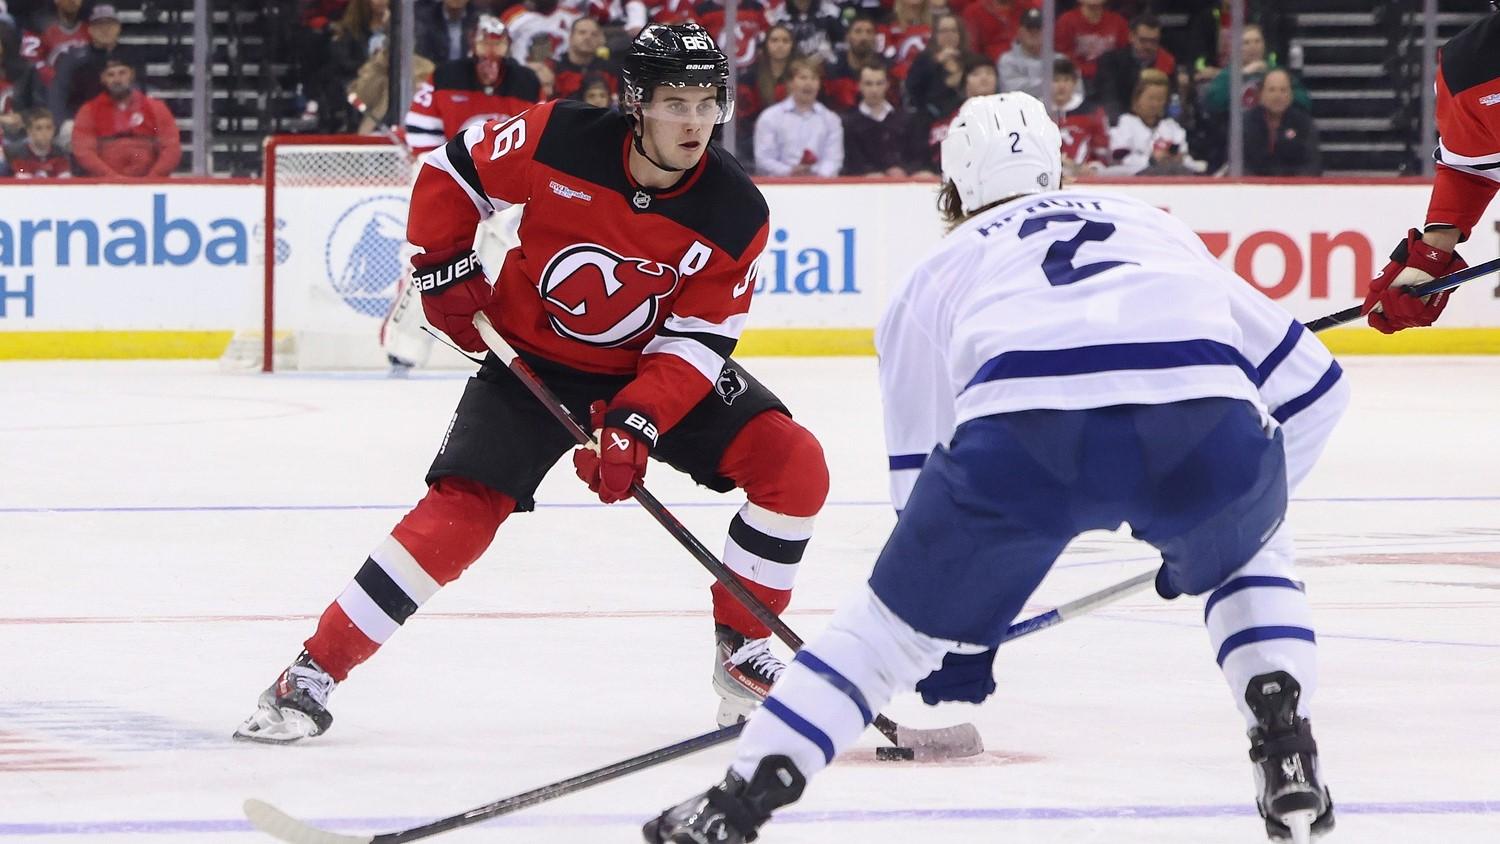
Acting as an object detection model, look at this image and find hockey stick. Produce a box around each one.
[243,568,1158,844]
[1302,255,1500,333]
[468,313,980,757]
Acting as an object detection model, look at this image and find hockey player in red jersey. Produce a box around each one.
[235,22,829,744]
[1363,6,1500,334]
[402,14,542,154]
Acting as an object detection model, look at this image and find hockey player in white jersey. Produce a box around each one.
[646,92,1347,844]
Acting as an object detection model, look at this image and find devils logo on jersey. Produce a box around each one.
[538,244,681,346]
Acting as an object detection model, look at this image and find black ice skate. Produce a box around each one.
[233,650,336,744]
[713,625,786,727]
[643,754,806,844]
[1245,671,1335,843]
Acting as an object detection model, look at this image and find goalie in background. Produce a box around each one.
[382,14,539,375]
[1363,7,1499,334]
[646,92,1347,844]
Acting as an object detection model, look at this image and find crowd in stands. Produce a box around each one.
[0,0,1320,179]
[0,1,179,177]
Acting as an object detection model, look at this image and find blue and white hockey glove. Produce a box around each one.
[915,647,998,706]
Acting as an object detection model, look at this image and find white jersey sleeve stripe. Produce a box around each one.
[640,333,725,383]
[963,339,1259,391]
[405,113,445,131]
[421,138,504,219]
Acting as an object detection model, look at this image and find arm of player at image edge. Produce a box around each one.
[406,106,550,351]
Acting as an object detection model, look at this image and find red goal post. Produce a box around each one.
[221,134,418,371]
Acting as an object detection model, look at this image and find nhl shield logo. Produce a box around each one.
[716,367,748,405]
[632,190,652,210]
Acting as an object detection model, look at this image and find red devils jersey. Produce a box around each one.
[409,100,769,431]
[551,56,619,100]
[1427,13,1500,239]
[403,59,543,153]
[1056,97,1110,167]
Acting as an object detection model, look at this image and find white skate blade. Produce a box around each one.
[715,696,755,728]
[232,706,320,744]
[1283,809,1316,844]
[244,799,373,844]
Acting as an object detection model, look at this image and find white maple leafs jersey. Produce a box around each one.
[878,189,1347,511]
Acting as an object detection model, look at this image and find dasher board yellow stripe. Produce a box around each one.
[0,331,234,359]
[4,327,1500,360]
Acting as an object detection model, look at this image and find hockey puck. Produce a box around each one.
[875,746,916,762]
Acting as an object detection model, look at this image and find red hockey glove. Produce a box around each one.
[572,401,657,504]
[414,251,490,352]
[1362,229,1464,335]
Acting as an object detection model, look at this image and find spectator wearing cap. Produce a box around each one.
[1093,13,1175,121]
[753,57,843,178]
[6,107,69,177]
[415,0,480,63]
[49,4,141,123]
[962,0,1037,64]
[841,61,926,177]
[71,58,181,178]
[996,8,1044,101]
[1055,0,1128,85]
[0,22,41,143]
[550,16,615,101]
[1244,67,1320,177]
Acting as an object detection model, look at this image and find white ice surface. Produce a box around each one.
[1,357,1497,843]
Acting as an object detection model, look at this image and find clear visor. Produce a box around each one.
[639,87,734,125]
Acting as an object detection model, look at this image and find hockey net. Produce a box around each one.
[221,135,418,371]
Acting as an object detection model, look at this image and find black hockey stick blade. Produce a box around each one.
[244,724,745,843]
[241,569,1153,843]
[1302,255,1500,333]
[470,313,982,760]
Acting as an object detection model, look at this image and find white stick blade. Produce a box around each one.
[895,722,985,759]
[243,799,374,844]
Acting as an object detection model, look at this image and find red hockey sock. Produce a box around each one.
[305,478,515,681]
[712,412,829,639]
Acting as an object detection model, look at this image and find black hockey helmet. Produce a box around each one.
[621,23,734,125]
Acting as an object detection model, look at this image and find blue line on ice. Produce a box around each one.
[3,800,1496,835]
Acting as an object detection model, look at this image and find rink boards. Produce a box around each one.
[1,178,1498,359]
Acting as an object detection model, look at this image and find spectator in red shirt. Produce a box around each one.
[1051,56,1109,178]
[1055,0,1128,85]
[961,0,1037,64]
[881,0,933,81]
[823,14,882,111]
[6,107,70,177]
[550,16,615,100]
[34,0,88,86]
[70,59,181,178]
[1093,13,1175,121]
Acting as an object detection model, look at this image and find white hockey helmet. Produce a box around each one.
[941,92,1062,215]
